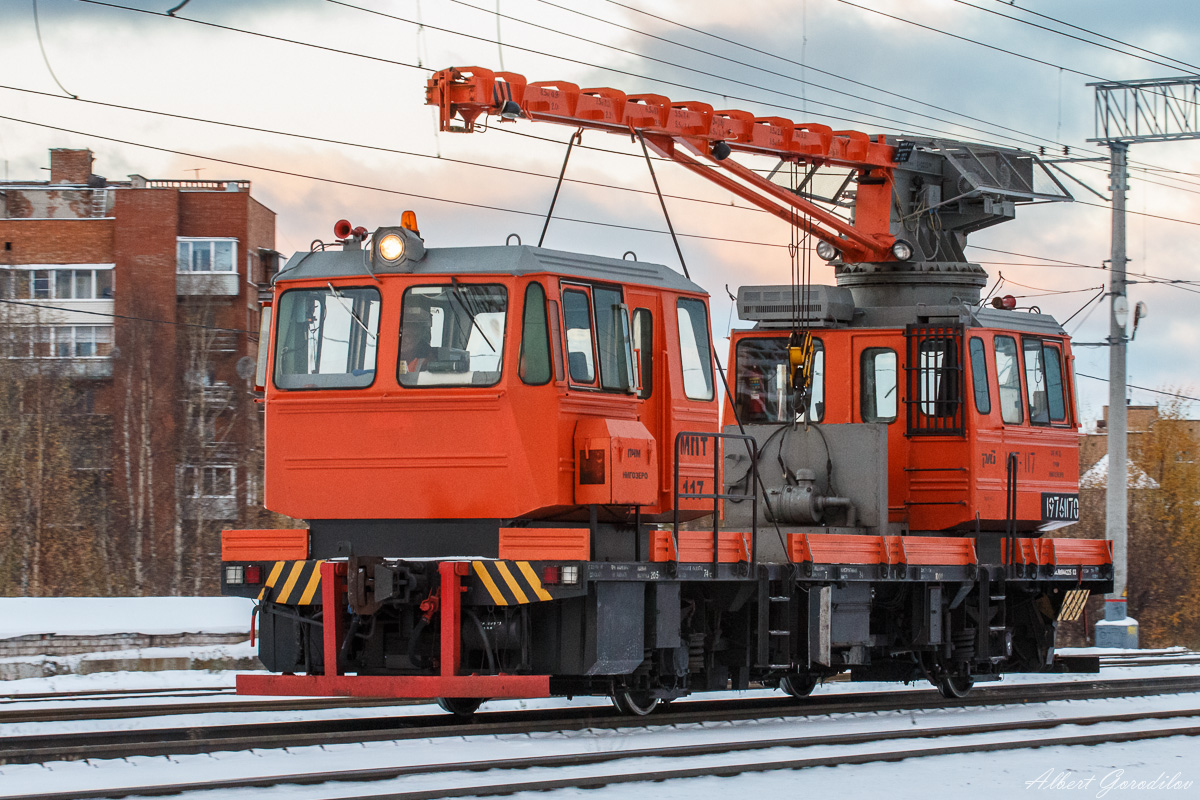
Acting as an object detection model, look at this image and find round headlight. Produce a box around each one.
[816,241,838,261]
[891,239,914,261]
[378,233,405,262]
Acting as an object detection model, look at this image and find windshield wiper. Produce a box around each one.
[449,277,496,352]
[326,283,377,342]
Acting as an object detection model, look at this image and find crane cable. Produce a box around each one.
[786,160,816,424]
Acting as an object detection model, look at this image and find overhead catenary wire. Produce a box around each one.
[0,84,794,216]
[1076,373,1200,404]
[76,0,428,72]
[954,0,1200,76]
[591,0,1200,194]
[72,0,1124,167]
[452,0,1200,197]
[0,297,257,338]
[0,113,796,251]
[324,0,1007,144]
[32,0,77,99]
[442,0,1066,153]
[990,0,1200,74]
[72,0,1200,199]
[590,0,1072,153]
[830,0,1200,182]
[7,104,1200,304]
[27,0,1200,304]
[327,0,1200,201]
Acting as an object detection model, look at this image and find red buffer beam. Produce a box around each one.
[426,67,899,263]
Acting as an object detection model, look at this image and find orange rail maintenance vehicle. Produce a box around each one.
[221,68,1110,715]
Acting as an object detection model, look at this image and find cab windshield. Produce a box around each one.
[274,286,380,389]
[399,284,507,387]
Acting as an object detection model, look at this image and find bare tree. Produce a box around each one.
[0,301,111,596]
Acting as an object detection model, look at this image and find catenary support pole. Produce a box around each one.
[1098,141,1137,647]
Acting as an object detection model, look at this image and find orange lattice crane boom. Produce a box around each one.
[426,66,900,263]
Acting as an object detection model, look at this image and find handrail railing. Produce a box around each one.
[672,431,758,575]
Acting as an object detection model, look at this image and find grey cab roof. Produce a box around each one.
[276,243,706,295]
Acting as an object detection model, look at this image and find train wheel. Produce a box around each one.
[611,690,661,716]
[779,673,818,698]
[935,674,974,699]
[437,697,484,718]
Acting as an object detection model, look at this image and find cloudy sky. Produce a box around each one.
[3,0,1199,422]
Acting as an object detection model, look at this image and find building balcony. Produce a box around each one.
[5,357,113,380]
[177,272,239,296]
[181,495,237,521]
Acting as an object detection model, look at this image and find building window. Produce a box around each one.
[2,325,114,358]
[177,239,237,273]
[182,465,237,498]
[0,267,113,299]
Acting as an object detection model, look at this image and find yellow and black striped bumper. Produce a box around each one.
[470,560,554,606]
[258,560,325,605]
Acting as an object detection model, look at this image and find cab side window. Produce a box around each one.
[676,298,714,401]
[563,289,596,384]
[594,287,636,393]
[969,337,991,414]
[994,335,1023,424]
[632,308,653,398]
[861,347,897,423]
[519,282,551,385]
[735,336,824,423]
[1043,343,1067,423]
[1023,338,1067,425]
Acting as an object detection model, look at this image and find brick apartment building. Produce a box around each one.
[0,148,281,594]
[1080,405,1200,483]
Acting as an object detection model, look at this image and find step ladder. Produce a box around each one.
[765,592,793,668]
[90,189,108,218]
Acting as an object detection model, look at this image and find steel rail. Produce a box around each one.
[4,675,1200,766]
[0,687,234,704]
[9,707,1200,800]
[287,723,1200,800]
[0,695,422,724]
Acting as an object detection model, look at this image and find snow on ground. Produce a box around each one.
[0,597,254,639]
[1,595,1197,799]
[0,640,258,679]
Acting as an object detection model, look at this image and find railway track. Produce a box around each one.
[1,649,1191,723]
[4,674,1200,766]
[8,704,1200,800]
